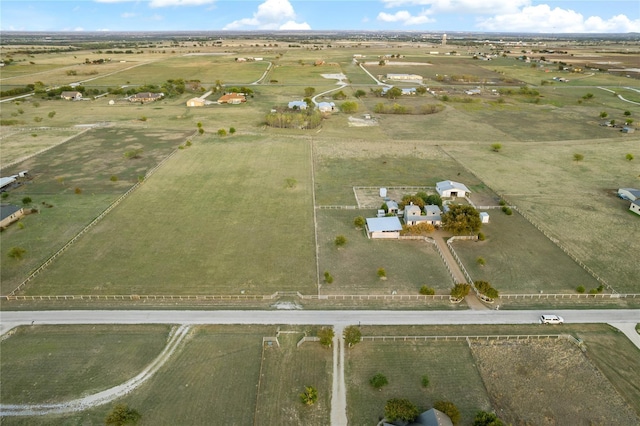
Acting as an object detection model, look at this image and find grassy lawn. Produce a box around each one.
[346,340,492,425]
[1,127,190,295]
[20,135,316,296]
[451,211,601,293]
[0,324,170,404]
[317,210,452,295]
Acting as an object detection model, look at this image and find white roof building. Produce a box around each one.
[436,180,471,198]
[366,216,403,239]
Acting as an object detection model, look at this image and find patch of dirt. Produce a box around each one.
[470,339,640,425]
[348,116,379,127]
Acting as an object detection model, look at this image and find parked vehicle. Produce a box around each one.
[539,314,564,324]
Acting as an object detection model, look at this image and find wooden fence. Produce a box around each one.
[361,333,582,346]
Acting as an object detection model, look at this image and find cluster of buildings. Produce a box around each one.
[617,188,640,215]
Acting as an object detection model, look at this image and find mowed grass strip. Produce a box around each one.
[22,135,316,295]
[0,324,170,404]
[346,340,491,426]
[451,211,600,293]
[255,333,332,426]
[317,210,452,295]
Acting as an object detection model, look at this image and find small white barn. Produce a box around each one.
[630,200,640,216]
[480,212,490,223]
[288,100,308,110]
[318,102,335,112]
[618,188,640,201]
[386,200,399,215]
[366,216,403,239]
[436,180,471,198]
[379,188,387,198]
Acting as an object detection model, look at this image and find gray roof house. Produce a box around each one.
[617,188,640,201]
[424,205,442,225]
[404,203,425,226]
[382,408,453,426]
[288,100,308,110]
[60,91,82,100]
[386,200,399,214]
[631,199,640,216]
[318,101,335,112]
[0,204,25,228]
[366,216,403,239]
[436,180,471,198]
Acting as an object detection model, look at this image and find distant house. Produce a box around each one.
[366,216,403,239]
[436,180,471,198]
[404,203,425,226]
[386,200,399,215]
[288,100,308,110]
[60,91,82,100]
[382,408,453,426]
[186,97,206,107]
[0,176,17,192]
[218,93,246,104]
[465,88,481,95]
[424,205,442,225]
[129,92,164,103]
[617,188,640,201]
[631,200,640,216]
[318,102,335,113]
[386,73,422,81]
[622,126,635,134]
[0,204,25,228]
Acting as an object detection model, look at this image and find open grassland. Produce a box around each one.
[1,127,190,295]
[0,128,84,166]
[0,324,170,404]
[19,135,316,296]
[443,138,640,292]
[471,339,640,425]
[346,340,491,425]
[451,211,601,293]
[317,210,452,295]
[255,332,332,426]
[268,61,346,89]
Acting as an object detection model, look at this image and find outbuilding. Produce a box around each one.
[480,212,490,223]
[436,180,471,198]
[366,216,403,239]
[631,200,640,216]
[618,188,640,201]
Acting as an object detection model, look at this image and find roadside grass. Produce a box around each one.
[1,128,190,295]
[443,139,640,292]
[346,340,491,425]
[0,324,170,404]
[451,211,601,293]
[317,210,452,295]
[20,136,316,296]
[255,332,332,426]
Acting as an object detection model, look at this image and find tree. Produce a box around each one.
[473,411,504,426]
[377,267,386,279]
[386,87,403,99]
[318,327,334,347]
[441,204,481,235]
[22,196,32,205]
[7,246,26,260]
[343,325,361,347]
[369,373,388,389]
[304,87,316,97]
[420,286,435,295]
[300,386,318,405]
[332,90,347,100]
[124,148,143,159]
[217,129,227,137]
[335,235,347,247]
[399,194,425,209]
[354,216,365,228]
[425,194,442,207]
[624,110,631,116]
[599,111,608,119]
[105,403,141,426]
[340,101,358,113]
[421,374,430,387]
[354,89,366,98]
[229,127,236,135]
[573,153,584,162]
[434,400,461,425]
[626,153,634,161]
[491,143,502,152]
[450,283,471,300]
[198,128,205,135]
[324,271,334,284]
[48,111,56,118]
[384,398,419,422]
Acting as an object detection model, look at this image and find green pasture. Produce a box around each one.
[443,138,640,292]
[0,128,82,166]
[346,340,491,425]
[268,62,346,89]
[20,135,316,296]
[0,324,170,404]
[0,127,191,295]
[451,211,601,293]
[317,210,452,295]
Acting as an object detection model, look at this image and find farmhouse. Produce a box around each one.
[288,100,308,110]
[186,97,206,107]
[436,180,471,198]
[0,204,25,228]
[617,188,640,201]
[218,93,246,104]
[424,204,442,225]
[60,91,82,100]
[386,200,399,215]
[129,92,164,103]
[0,176,17,192]
[404,203,425,226]
[631,200,640,216]
[318,102,335,112]
[366,216,403,239]
[386,73,422,81]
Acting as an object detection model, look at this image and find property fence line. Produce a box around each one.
[262,336,280,347]
[353,186,434,191]
[316,205,359,210]
[8,136,194,296]
[361,334,582,345]
[297,336,320,348]
[446,236,476,286]
[2,292,638,302]
[425,237,457,284]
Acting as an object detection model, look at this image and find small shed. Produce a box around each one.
[631,199,640,216]
[618,188,640,201]
[379,188,387,198]
[480,212,490,223]
[187,97,206,107]
[366,216,403,239]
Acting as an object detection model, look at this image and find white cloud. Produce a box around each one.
[121,12,136,18]
[377,10,435,25]
[380,0,530,15]
[149,0,216,7]
[223,0,309,30]
[477,5,640,33]
[74,27,85,31]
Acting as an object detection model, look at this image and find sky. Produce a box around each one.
[1,0,639,33]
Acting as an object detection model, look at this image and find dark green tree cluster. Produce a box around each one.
[384,398,419,422]
[264,110,323,129]
[442,204,481,235]
[475,280,499,299]
[450,283,471,299]
[105,403,140,426]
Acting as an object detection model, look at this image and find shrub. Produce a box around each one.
[501,206,512,215]
[589,288,598,295]
[377,267,386,278]
[385,398,419,422]
[318,327,334,347]
[354,216,365,228]
[499,199,506,206]
[420,285,435,295]
[48,111,56,118]
[217,128,227,137]
[335,235,347,247]
[576,285,585,293]
[491,143,502,152]
[198,128,204,135]
[1,193,8,199]
[473,411,504,426]
[74,187,82,194]
[477,232,485,241]
[105,403,141,426]
[110,175,118,182]
[22,196,32,205]
[421,374,430,387]
[324,271,334,284]
[7,246,26,259]
[434,401,461,425]
[477,257,486,266]
[450,283,471,299]
[229,127,236,135]
[626,153,634,161]
[370,373,388,389]
[185,140,192,146]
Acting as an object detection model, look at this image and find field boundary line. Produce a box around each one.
[361,334,581,344]
[310,137,321,296]
[8,138,192,296]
